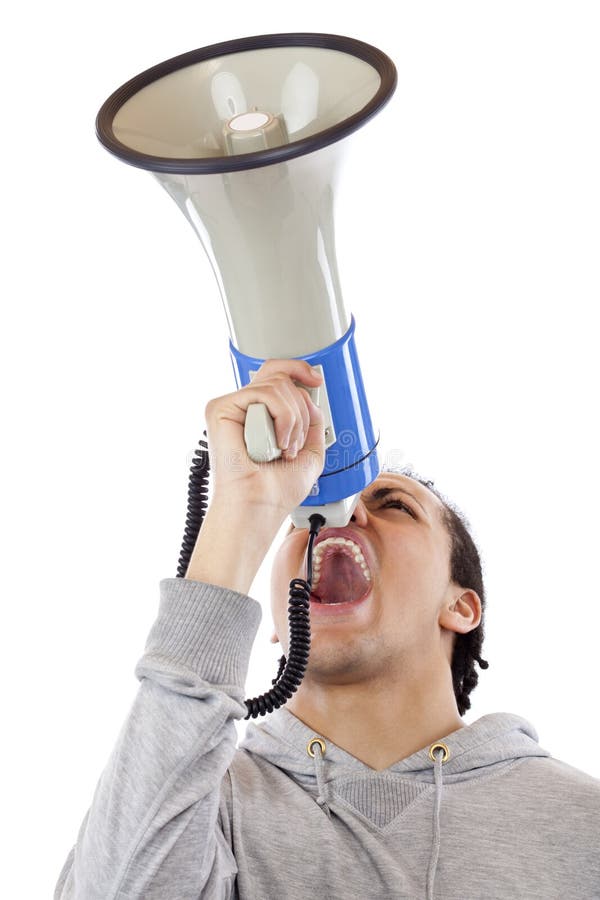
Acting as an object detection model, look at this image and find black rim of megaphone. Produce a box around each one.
[96,32,397,174]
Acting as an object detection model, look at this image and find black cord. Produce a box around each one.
[176,432,326,718]
[176,432,210,579]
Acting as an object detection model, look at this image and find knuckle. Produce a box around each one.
[256,359,285,375]
[264,381,286,399]
[248,378,279,392]
[270,372,291,386]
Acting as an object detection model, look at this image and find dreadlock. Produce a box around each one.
[394,465,489,715]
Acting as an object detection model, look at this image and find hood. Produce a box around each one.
[241,708,550,782]
[240,709,551,900]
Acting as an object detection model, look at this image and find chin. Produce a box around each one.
[302,640,378,681]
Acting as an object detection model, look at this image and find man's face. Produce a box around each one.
[269,472,464,685]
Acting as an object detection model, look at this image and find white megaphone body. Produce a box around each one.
[96,33,397,529]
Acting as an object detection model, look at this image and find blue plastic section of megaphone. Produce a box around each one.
[229,315,380,508]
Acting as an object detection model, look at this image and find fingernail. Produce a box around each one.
[310,366,321,378]
[287,441,298,458]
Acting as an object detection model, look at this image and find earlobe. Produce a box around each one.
[269,632,279,644]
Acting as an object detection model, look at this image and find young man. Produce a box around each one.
[55,360,599,899]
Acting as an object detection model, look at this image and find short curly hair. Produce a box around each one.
[389,465,489,715]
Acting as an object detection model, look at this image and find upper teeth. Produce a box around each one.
[311,537,372,589]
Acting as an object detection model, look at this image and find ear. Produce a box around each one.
[439,589,482,636]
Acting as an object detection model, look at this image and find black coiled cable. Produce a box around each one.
[176,432,210,579]
[176,431,326,719]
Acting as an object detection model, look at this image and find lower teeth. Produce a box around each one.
[312,596,354,605]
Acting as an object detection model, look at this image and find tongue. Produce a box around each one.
[312,549,370,604]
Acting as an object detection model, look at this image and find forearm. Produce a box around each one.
[184,496,286,594]
[55,579,262,900]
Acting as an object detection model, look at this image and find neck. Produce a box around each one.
[286,656,464,771]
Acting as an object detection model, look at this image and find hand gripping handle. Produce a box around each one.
[243,365,332,462]
[244,374,328,462]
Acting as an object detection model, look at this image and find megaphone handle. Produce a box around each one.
[244,403,283,462]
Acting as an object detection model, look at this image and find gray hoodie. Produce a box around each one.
[55,578,600,899]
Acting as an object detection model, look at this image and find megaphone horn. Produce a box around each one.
[96,32,397,528]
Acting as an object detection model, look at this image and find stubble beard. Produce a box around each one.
[301,630,402,686]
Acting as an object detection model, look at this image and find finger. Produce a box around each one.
[211,384,298,452]
[299,394,325,459]
[294,386,312,448]
[253,358,323,390]
[259,378,309,455]
[258,377,312,458]
[250,362,322,453]
[273,379,312,458]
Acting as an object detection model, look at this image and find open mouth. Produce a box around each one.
[309,583,372,615]
[309,541,372,612]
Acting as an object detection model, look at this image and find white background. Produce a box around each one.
[2,2,599,896]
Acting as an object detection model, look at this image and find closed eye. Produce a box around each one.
[379,499,417,518]
[286,496,418,534]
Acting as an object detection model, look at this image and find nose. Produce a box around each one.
[350,496,369,526]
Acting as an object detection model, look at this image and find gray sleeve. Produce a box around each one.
[54,578,262,900]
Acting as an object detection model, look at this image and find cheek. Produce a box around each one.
[379,539,446,610]
[383,543,430,588]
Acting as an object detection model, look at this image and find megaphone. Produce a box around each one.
[96,33,397,530]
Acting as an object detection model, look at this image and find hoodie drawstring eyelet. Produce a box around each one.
[428,742,449,764]
[308,737,331,819]
[307,737,326,759]
[426,742,449,900]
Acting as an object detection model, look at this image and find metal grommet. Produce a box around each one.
[428,741,450,763]
[307,737,326,758]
